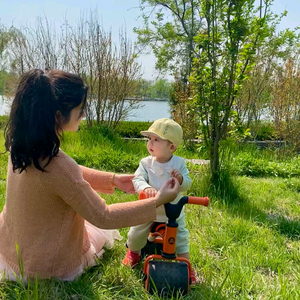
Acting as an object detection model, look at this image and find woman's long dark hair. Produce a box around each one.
[4,69,88,173]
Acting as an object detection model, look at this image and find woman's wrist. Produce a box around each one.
[112,173,116,186]
[154,192,164,207]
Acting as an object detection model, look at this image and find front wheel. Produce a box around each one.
[145,260,189,297]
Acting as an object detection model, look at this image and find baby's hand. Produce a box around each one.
[144,187,157,198]
[170,169,183,185]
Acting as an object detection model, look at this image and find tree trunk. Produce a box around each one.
[211,143,220,181]
[210,122,221,183]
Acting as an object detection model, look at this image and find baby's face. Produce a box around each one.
[146,134,174,163]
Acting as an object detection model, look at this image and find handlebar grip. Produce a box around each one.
[139,191,147,200]
[187,196,209,206]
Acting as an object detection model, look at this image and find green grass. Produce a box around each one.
[1,127,300,299]
[60,125,199,173]
[218,141,300,178]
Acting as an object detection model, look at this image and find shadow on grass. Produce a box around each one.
[92,247,230,300]
[189,284,229,300]
[0,276,96,300]
[0,240,230,300]
[209,170,300,240]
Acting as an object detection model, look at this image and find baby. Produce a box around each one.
[122,118,197,283]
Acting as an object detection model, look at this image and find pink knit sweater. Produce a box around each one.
[0,150,156,278]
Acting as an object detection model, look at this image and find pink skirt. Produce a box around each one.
[0,221,122,282]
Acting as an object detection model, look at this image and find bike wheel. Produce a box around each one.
[146,260,189,297]
[141,241,163,258]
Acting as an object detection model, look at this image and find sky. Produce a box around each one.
[1,0,299,79]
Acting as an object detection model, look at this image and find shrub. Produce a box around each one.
[231,152,300,178]
[249,121,277,141]
[61,124,148,173]
[0,115,8,129]
[114,121,152,138]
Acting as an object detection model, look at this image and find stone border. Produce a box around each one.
[185,159,210,165]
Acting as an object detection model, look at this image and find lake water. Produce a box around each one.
[126,100,171,121]
[0,96,171,122]
[0,96,9,116]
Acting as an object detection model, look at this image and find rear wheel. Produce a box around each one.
[146,260,189,297]
[141,242,163,258]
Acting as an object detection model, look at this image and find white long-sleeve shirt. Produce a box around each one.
[132,155,192,222]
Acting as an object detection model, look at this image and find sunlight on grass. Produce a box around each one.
[1,128,300,299]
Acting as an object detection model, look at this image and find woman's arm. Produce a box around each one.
[80,166,136,194]
[79,165,115,194]
[64,182,156,229]
[63,177,180,229]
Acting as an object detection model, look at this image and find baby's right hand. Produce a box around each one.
[144,187,157,198]
[154,177,180,207]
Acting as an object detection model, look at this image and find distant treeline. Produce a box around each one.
[133,79,173,101]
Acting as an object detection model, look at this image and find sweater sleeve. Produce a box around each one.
[132,160,152,192]
[79,165,115,194]
[63,181,157,229]
[179,159,192,192]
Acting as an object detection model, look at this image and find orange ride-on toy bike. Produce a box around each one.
[139,191,209,296]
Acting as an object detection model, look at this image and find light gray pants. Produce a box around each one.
[126,214,189,254]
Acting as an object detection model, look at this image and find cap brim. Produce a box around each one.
[140,131,168,140]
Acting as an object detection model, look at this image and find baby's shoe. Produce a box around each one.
[190,268,198,285]
[122,249,141,268]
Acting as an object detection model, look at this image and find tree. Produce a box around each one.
[134,0,202,79]
[134,1,204,144]
[7,12,141,128]
[149,79,172,99]
[190,0,273,181]
[235,26,298,130]
[134,79,152,99]
[134,78,173,99]
[0,24,15,95]
[170,77,198,148]
[270,57,300,151]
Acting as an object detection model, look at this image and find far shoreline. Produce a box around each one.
[125,98,169,102]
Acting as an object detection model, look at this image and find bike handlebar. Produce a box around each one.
[187,196,209,206]
[139,192,209,221]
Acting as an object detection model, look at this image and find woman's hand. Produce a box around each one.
[113,174,136,194]
[154,177,180,207]
[170,169,183,185]
[144,187,157,198]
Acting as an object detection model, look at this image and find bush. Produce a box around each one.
[114,121,152,138]
[71,151,139,173]
[231,152,300,178]
[0,115,8,129]
[61,124,149,173]
[248,121,277,141]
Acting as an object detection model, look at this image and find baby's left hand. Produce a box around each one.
[170,169,183,185]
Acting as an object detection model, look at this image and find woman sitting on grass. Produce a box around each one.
[0,69,180,281]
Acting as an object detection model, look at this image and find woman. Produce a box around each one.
[0,69,180,281]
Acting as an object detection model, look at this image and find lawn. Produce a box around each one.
[0,126,300,299]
